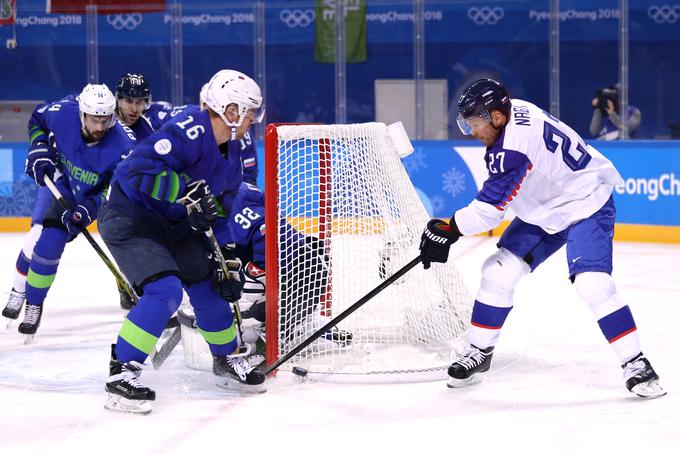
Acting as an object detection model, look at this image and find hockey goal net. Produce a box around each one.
[265,122,471,379]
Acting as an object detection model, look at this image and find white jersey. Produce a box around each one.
[455,99,623,235]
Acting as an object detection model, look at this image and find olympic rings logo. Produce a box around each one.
[279,9,315,28]
[467,6,504,25]
[106,14,143,31]
[647,5,680,24]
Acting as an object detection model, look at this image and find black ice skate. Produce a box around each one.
[447,344,494,388]
[105,346,156,415]
[3,288,25,321]
[18,302,43,342]
[213,353,266,394]
[622,353,666,398]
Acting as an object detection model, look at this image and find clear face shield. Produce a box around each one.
[456,110,492,135]
[248,105,266,124]
[216,103,266,141]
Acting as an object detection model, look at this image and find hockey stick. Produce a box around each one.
[150,316,181,368]
[44,176,138,303]
[204,227,247,344]
[264,255,423,375]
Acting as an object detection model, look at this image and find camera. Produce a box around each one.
[595,87,619,114]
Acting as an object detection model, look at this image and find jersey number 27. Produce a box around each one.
[541,112,591,171]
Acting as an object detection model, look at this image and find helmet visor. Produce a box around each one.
[456,111,491,135]
[248,105,266,124]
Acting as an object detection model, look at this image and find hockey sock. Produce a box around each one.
[187,278,237,356]
[574,272,641,364]
[468,300,512,348]
[13,224,43,293]
[25,227,68,306]
[115,275,183,364]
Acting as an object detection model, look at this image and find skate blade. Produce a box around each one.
[4,318,15,330]
[23,334,35,344]
[217,378,267,394]
[446,374,484,388]
[104,394,153,415]
[631,380,667,399]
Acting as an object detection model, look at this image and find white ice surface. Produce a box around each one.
[1,233,679,453]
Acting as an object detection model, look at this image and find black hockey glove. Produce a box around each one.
[61,204,92,235]
[419,218,461,269]
[178,180,217,232]
[25,141,58,186]
[211,246,245,303]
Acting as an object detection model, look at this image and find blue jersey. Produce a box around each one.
[149,101,259,184]
[28,99,136,216]
[128,115,155,141]
[228,182,266,268]
[238,130,258,185]
[145,101,176,131]
[227,182,308,271]
[110,107,244,233]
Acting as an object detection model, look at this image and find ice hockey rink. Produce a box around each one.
[1,232,678,453]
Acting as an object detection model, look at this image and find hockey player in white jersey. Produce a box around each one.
[419,78,665,398]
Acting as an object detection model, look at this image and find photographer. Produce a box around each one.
[590,85,641,140]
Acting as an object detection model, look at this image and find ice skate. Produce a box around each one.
[3,289,26,327]
[105,346,156,415]
[213,352,266,394]
[18,302,43,343]
[447,344,494,388]
[622,353,666,399]
[3,288,26,319]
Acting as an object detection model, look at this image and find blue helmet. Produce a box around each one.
[456,78,510,135]
[115,73,151,101]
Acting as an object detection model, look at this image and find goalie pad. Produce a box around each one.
[178,302,263,372]
[240,261,266,307]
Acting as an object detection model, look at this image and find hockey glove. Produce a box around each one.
[25,142,58,186]
[211,247,245,303]
[61,204,92,235]
[419,218,461,269]
[178,180,217,232]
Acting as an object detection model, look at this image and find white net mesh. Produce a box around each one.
[268,123,472,377]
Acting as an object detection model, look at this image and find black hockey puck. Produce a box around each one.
[292,366,308,377]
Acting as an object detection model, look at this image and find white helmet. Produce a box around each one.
[77,83,116,129]
[203,70,264,139]
[199,82,209,108]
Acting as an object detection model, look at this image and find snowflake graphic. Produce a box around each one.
[430,195,446,216]
[442,166,466,197]
[403,150,427,175]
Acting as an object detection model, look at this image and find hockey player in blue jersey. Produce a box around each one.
[147,83,260,186]
[98,69,266,414]
[4,84,135,337]
[419,78,665,398]
[114,73,155,142]
[3,75,156,321]
[112,73,159,310]
[3,93,83,322]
